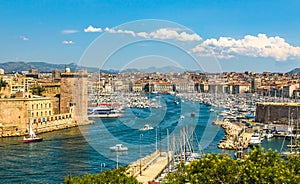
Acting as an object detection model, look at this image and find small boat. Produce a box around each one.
[191,111,195,117]
[265,131,273,139]
[287,144,298,148]
[209,108,214,112]
[140,124,154,131]
[180,115,185,120]
[109,144,128,152]
[249,134,262,146]
[23,125,43,143]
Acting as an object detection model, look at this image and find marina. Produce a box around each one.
[0,94,296,183]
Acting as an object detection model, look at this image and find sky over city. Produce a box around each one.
[1,0,300,72]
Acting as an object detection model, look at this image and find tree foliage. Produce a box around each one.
[65,167,141,184]
[0,78,7,87]
[30,85,43,96]
[165,147,300,184]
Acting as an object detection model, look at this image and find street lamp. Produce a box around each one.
[140,134,143,175]
[100,163,105,172]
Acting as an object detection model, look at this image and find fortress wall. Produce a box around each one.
[255,102,300,125]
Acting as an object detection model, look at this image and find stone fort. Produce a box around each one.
[0,69,90,137]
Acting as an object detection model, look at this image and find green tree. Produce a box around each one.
[30,85,43,96]
[165,146,300,184]
[65,167,141,184]
[0,78,7,87]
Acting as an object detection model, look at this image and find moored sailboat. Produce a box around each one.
[23,124,43,143]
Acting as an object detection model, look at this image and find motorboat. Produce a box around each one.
[140,124,154,131]
[265,130,274,139]
[23,125,43,143]
[109,144,128,152]
[249,134,262,146]
[265,132,273,139]
[209,108,215,112]
[88,106,122,118]
[180,115,185,120]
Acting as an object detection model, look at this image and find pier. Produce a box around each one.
[215,120,252,149]
[127,151,170,184]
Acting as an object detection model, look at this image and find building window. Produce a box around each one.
[49,111,51,115]
[36,112,38,116]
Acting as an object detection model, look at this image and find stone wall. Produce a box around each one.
[60,71,88,124]
[0,113,76,137]
[255,102,300,125]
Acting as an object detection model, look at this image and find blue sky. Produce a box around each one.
[1,0,300,72]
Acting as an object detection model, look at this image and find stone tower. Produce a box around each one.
[60,68,88,124]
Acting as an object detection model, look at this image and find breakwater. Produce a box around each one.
[214,120,251,150]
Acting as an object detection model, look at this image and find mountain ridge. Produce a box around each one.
[0,61,200,73]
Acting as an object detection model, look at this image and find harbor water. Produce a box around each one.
[0,94,288,183]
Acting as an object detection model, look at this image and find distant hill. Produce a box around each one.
[0,61,99,73]
[287,68,300,74]
[0,61,200,73]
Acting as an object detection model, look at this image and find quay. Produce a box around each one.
[214,120,252,150]
[214,120,251,149]
[127,151,170,184]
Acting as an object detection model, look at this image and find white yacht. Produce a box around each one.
[249,134,262,146]
[140,124,154,131]
[109,144,128,152]
[88,106,122,118]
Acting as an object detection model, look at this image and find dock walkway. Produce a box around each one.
[127,151,169,184]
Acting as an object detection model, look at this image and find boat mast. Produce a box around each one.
[156,127,158,151]
[167,128,170,170]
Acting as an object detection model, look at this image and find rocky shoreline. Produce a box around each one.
[214,120,251,150]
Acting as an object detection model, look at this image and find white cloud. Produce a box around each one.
[62,40,75,45]
[191,34,300,61]
[104,27,136,37]
[84,25,102,33]
[61,29,79,34]
[102,27,201,42]
[149,28,202,42]
[20,36,29,41]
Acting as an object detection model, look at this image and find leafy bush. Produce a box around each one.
[65,167,141,184]
[165,147,300,184]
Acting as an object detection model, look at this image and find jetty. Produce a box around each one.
[215,120,252,149]
[127,151,170,184]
